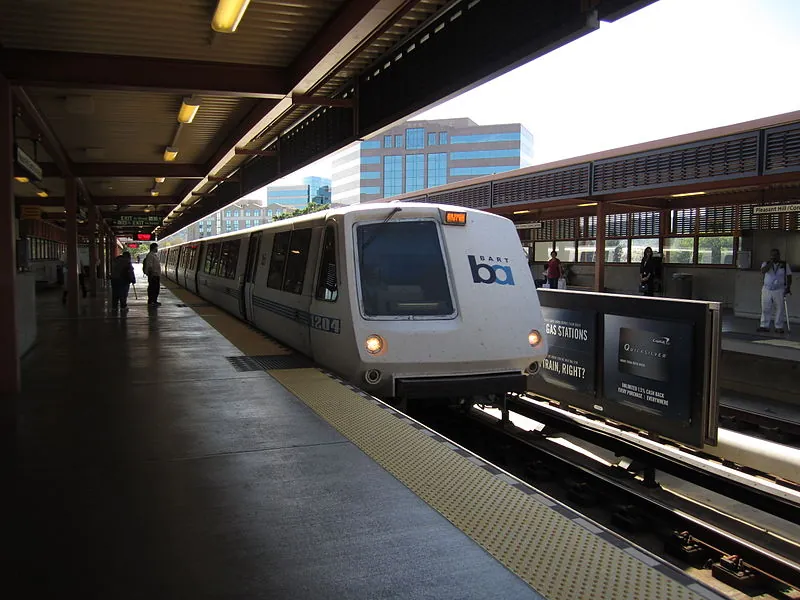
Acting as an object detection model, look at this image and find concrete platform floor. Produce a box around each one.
[7,281,542,599]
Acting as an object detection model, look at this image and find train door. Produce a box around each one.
[241,232,262,322]
[308,222,353,375]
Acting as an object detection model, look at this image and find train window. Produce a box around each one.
[282,228,312,295]
[204,243,221,275]
[219,240,241,279]
[356,220,454,318]
[315,226,338,302]
[266,231,291,290]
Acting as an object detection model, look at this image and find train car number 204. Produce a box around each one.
[310,314,342,334]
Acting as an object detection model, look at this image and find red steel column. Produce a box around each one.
[594,201,606,292]
[65,178,79,317]
[88,207,97,296]
[0,74,20,393]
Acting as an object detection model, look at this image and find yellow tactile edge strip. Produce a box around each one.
[268,368,720,600]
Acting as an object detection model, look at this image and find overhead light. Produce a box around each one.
[513,210,531,215]
[577,202,598,207]
[212,0,251,33]
[36,190,49,198]
[163,146,178,162]
[671,191,706,198]
[14,176,30,183]
[177,98,200,123]
[150,189,160,197]
[155,177,166,183]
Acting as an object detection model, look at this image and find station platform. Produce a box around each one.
[8,275,727,600]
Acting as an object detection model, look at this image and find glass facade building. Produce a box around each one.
[332,118,533,204]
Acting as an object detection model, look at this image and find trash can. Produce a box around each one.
[672,273,693,299]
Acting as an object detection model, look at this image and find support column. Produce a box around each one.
[88,207,98,297]
[0,74,20,393]
[594,201,606,292]
[65,178,79,317]
[97,224,105,283]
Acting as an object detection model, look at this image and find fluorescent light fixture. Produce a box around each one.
[211,0,252,33]
[150,189,160,197]
[155,177,166,183]
[577,202,598,207]
[163,146,178,162]
[177,98,200,124]
[36,190,49,198]
[671,191,706,198]
[14,176,30,183]
[513,210,531,214]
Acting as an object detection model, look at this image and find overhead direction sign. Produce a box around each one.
[111,215,162,227]
[15,146,43,181]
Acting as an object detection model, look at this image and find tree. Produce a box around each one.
[273,202,328,221]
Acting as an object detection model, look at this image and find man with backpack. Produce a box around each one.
[758,248,792,334]
[110,251,136,313]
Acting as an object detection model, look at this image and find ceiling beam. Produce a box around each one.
[41,163,207,179]
[0,49,289,98]
[17,196,177,206]
[288,0,414,91]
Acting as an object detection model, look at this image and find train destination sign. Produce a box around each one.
[540,307,596,393]
[603,315,694,422]
[111,215,162,227]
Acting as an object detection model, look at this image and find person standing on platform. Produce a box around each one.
[639,246,656,296]
[758,248,792,334]
[142,243,162,307]
[546,250,563,289]
[110,251,136,314]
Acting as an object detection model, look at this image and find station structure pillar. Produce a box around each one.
[88,207,98,297]
[96,216,105,283]
[65,178,79,317]
[0,73,20,394]
[594,201,606,292]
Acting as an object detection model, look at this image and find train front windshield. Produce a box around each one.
[357,220,455,318]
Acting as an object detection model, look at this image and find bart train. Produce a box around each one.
[159,202,548,401]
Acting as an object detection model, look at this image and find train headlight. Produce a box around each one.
[365,334,385,355]
[528,329,542,347]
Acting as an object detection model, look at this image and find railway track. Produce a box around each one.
[408,397,800,599]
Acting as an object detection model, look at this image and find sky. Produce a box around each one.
[251,0,800,194]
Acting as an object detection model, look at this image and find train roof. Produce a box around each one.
[160,202,503,249]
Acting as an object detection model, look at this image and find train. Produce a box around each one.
[159,202,548,402]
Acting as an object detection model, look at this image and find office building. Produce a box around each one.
[332,118,533,204]
[304,176,332,205]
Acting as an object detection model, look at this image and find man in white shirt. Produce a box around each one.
[142,243,162,306]
[758,248,792,334]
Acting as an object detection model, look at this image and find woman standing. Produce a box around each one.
[640,247,656,296]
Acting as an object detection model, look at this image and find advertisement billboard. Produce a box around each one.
[602,315,693,421]
[540,307,596,394]
[529,290,721,449]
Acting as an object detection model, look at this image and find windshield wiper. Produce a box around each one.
[361,207,402,251]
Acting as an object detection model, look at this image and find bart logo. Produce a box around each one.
[468,255,515,286]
